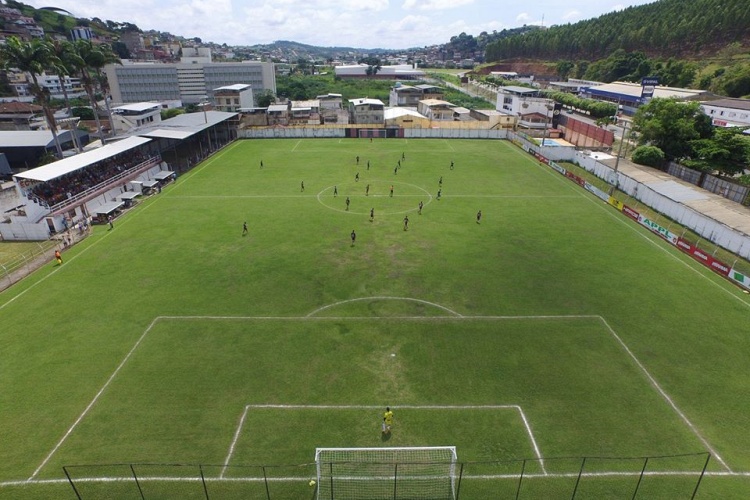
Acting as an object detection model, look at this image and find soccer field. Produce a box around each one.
[1,138,749,499]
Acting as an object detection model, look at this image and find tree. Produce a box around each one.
[111,41,130,60]
[255,89,276,108]
[685,128,750,175]
[632,98,713,160]
[48,37,85,152]
[72,40,121,143]
[0,36,63,157]
[632,145,666,167]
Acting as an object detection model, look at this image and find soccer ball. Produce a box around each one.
[309,480,316,487]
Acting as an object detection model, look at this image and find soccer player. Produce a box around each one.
[346,197,350,210]
[54,249,62,265]
[242,222,248,235]
[450,160,454,170]
[108,215,114,229]
[477,210,482,223]
[383,407,394,434]
[351,229,356,246]
[403,215,409,231]
[367,160,370,170]
[356,155,360,165]
[260,160,263,168]
[366,184,370,196]
[402,152,405,160]
[301,181,305,192]
[333,186,338,197]
[439,176,443,187]
[437,189,442,200]
[370,208,374,221]
[394,166,398,175]
[355,172,359,182]
[390,185,394,197]
[418,201,423,214]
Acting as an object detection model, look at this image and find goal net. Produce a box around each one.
[315,446,457,500]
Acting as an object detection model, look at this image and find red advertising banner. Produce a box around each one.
[534,152,549,165]
[676,237,731,277]
[622,205,640,221]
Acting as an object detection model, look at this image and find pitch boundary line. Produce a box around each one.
[221,404,546,478]
[28,308,731,480]
[8,469,750,489]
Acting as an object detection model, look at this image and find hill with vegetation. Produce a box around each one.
[485,0,750,61]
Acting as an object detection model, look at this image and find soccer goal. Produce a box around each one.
[357,128,387,138]
[315,446,458,500]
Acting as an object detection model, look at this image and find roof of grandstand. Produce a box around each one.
[14,136,152,182]
[132,110,239,139]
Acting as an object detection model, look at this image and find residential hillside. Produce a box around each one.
[485,0,750,62]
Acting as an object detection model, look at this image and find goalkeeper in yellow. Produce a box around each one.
[382,407,394,435]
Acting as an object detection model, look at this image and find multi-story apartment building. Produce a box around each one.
[105,61,276,105]
[348,98,384,124]
[213,84,254,112]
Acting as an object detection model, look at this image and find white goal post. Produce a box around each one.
[315,446,458,500]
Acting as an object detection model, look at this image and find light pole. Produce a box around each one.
[608,119,630,195]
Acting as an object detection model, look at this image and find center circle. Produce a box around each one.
[316,180,433,215]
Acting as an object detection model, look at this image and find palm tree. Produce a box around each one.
[48,37,85,152]
[0,36,64,157]
[72,40,121,144]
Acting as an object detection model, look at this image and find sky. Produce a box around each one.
[25,0,658,50]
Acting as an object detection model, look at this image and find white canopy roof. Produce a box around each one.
[15,136,152,182]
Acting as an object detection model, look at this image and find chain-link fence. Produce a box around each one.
[0,226,91,292]
[64,453,709,499]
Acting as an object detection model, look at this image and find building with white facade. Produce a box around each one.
[105,61,276,105]
[700,98,750,128]
[213,84,254,112]
[111,102,162,134]
[496,86,553,130]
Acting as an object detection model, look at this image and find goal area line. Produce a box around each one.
[221,405,546,478]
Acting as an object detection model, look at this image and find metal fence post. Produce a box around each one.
[570,457,586,500]
[631,457,649,500]
[200,464,210,499]
[130,464,145,500]
[515,460,526,500]
[690,453,711,500]
[455,462,464,500]
[63,466,83,500]
[393,463,398,500]
[263,466,271,500]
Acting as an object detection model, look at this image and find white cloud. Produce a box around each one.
[402,0,474,11]
[515,12,531,23]
[562,10,582,21]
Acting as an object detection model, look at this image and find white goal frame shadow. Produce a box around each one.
[19,298,738,489]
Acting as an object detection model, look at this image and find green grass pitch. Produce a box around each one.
[1,138,749,499]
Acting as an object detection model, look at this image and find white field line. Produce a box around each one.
[513,146,750,309]
[596,316,732,472]
[223,405,545,475]
[444,140,455,152]
[6,470,749,489]
[291,140,301,152]
[306,297,463,317]
[28,310,730,480]
[27,316,163,481]
[220,405,251,478]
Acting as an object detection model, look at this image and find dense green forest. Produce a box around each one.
[485,0,750,61]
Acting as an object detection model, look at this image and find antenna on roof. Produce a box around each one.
[541,14,545,28]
